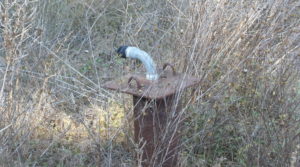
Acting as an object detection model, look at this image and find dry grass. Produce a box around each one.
[0,0,299,166]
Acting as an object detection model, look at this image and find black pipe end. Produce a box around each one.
[116,46,128,58]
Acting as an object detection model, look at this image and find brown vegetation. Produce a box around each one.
[0,0,299,166]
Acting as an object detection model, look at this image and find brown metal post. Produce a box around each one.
[103,65,200,167]
[133,95,181,167]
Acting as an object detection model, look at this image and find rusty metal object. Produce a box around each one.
[103,64,200,167]
[128,76,142,89]
[163,63,176,76]
[133,95,182,167]
[103,71,200,99]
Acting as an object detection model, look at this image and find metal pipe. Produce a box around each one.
[117,46,159,80]
[103,62,201,167]
[133,95,181,167]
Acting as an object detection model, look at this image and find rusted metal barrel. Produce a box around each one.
[103,64,200,167]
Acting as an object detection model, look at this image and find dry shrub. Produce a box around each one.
[177,0,300,166]
[0,0,299,166]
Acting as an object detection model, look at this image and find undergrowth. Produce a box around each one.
[0,0,299,166]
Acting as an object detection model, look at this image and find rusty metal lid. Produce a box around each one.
[102,64,200,99]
